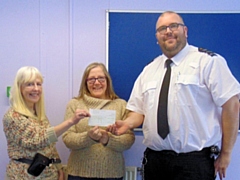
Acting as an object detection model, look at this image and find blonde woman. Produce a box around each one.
[3,66,89,180]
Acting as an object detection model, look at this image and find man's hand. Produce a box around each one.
[214,152,231,180]
[107,112,144,135]
[107,120,130,136]
[216,95,239,179]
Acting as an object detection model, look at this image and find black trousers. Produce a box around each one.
[143,147,215,180]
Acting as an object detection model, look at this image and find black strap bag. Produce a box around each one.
[27,153,51,176]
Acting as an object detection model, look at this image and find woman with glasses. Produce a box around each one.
[3,66,89,180]
[62,62,135,180]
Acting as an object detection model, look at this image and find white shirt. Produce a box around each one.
[127,44,240,153]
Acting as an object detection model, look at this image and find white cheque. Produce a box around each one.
[88,109,116,126]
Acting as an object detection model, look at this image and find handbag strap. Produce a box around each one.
[14,158,32,164]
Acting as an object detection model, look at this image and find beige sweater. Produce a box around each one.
[62,94,135,178]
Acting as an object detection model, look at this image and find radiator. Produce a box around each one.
[124,166,138,180]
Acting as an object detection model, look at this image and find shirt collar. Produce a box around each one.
[163,43,189,66]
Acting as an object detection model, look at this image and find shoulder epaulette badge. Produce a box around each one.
[198,47,216,57]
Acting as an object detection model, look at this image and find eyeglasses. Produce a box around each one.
[156,23,185,34]
[86,76,106,84]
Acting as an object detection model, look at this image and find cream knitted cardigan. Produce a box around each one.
[62,94,135,178]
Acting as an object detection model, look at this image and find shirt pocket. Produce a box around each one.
[142,81,158,112]
[175,75,200,105]
[176,75,199,85]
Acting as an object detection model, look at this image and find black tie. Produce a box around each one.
[157,59,173,139]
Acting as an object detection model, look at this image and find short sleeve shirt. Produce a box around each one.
[127,44,240,153]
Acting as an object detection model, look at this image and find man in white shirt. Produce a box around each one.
[112,11,240,180]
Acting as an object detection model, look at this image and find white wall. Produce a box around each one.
[0,0,239,179]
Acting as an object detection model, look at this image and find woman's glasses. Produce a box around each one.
[86,77,106,84]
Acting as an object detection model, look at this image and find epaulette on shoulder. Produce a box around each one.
[198,47,216,57]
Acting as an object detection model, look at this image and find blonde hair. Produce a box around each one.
[76,62,119,100]
[10,66,46,120]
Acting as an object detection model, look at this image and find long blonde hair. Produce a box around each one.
[76,62,119,100]
[10,66,46,120]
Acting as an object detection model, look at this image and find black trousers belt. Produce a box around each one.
[14,158,61,164]
[147,147,213,157]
